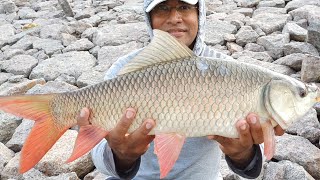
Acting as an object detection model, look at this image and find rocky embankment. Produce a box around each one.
[0,0,319,179]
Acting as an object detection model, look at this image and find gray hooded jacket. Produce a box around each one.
[91,0,263,179]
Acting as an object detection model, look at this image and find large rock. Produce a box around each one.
[97,41,143,67]
[235,26,259,46]
[30,51,96,81]
[257,0,286,8]
[273,53,308,71]
[301,55,320,82]
[307,12,320,52]
[274,134,320,179]
[249,13,291,34]
[10,35,41,50]
[0,24,15,42]
[286,109,320,143]
[205,19,237,45]
[0,142,15,173]
[257,33,290,59]
[0,0,17,14]
[33,38,65,56]
[76,70,105,88]
[62,38,95,53]
[282,22,308,42]
[285,0,320,12]
[0,111,22,144]
[0,77,45,96]
[0,55,38,77]
[283,42,319,56]
[253,7,287,16]
[5,119,34,152]
[92,22,149,46]
[236,56,295,75]
[35,130,94,177]
[232,50,274,62]
[40,23,74,40]
[263,160,314,180]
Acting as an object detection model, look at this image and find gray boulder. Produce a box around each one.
[62,38,94,53]
[283,42,319,56]
[0,111,22,144]
[286,0,320,12]
[282,22,308,42]
[0,24,15,42]
[233,50,274,62]
[286,109,320,143]
[0,0,17,14]
[235,26,259,46]
[253,7,287,17]
[274,134,320,179]
[33,38,64,56]
[76,70,105,88]
[257,33,290,59]
[273,53,308,71]
[30,51,96,81]
[263,160,314,180]
[40,24,74,40]
[244,43,265,52]
[237,56,295,75]
[0,55,38,77]
[5,119,34,152]
[307,12,320,52]
[257,0,286,8]
[0,77,45,96]
[35,130,94,177]
[301,55,320,82]
[97,41,143,67]
[0,72,13,84]
[250,13,291,34]
[205,20,237,45]
[0,142,15,173]
[92,22,149,46]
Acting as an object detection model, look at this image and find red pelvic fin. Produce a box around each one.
[154,133,186,179]
[67,125,109,163]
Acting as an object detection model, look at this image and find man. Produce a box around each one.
[77,0,284,179]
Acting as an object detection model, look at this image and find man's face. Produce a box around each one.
[150,0,199,49]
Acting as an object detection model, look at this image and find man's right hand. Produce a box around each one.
[77,107,155,173]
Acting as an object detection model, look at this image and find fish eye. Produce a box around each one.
[299,88,307,98]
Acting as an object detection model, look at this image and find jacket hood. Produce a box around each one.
[143,0,206,56]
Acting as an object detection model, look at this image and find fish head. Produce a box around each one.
[264,77,319,129]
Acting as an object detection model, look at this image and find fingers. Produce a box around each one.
[130,119,156,147]
[77,107,91,126]
[246,113,264,144]
[235,120,253,148]
[112,108,136,137]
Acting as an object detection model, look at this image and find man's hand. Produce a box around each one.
[77,107,155,173]
[207,113,284,169]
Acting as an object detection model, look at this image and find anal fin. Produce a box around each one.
[154,133,186,179]
[66,125,109,162]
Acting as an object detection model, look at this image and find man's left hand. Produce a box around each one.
[207,113,284,169]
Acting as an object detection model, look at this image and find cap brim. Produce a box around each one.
[146,0,198,13]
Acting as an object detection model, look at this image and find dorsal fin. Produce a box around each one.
[118,29,195,75]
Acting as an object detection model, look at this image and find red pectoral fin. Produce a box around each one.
[261,120,275,160]
[66,125,109,163]
[154,133,186,179]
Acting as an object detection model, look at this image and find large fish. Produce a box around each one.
[0,30,319,179]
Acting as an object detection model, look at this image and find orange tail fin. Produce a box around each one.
[0,95,70,173]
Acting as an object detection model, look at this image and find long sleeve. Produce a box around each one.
[91,139,141,179]
[225,144,263,179]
